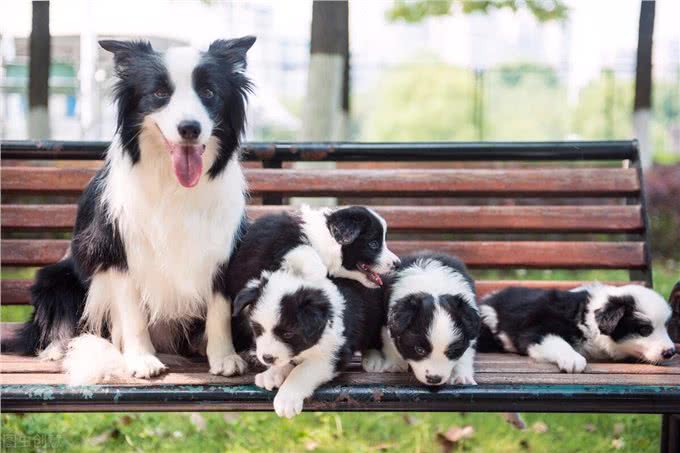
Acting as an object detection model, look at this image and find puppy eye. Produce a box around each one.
[414,346,426,356]
[369,240,380,250]
[282,332,294,340]
[639,326,653,337]
[201,88,214,99]
[154,89,170,99]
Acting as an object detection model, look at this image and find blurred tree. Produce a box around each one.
[633,0,655,168]
[28,0,51,138]
[387,0,568,23]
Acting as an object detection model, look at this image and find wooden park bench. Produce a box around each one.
[1,140,678,451]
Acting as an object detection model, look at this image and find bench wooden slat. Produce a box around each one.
[1,167,641,197]
[3,370,679,386]
[1,204,644,233]
[1,239,645,268]
[0,279,645,305]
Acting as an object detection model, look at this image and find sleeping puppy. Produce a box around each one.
[363,252,480,386]
[232,270,384,418]
[225,205,400,301]
[478,284,676,372]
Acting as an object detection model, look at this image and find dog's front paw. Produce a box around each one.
[556,352,587,373]
[209,353,247,376]
[273,389,305,419]
[255,366,290,391]
[125,353,167,379]
[362,349,387,372]
[449,371,477,385]
[38,342,65,361]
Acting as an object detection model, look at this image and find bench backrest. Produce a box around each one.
[0,140,652,306]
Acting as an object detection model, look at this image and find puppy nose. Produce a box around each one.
[426,374,443,385]
[662,347,676,360]
[262,354,276,365]
[177,120,201,141]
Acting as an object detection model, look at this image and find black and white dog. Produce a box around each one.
[478,284,676,372]
[225,205,400,298]
[232,270,384,418]
[363,252,481,386]
[3,37,256,382]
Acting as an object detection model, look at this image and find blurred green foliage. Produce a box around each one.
[387,0,569,23]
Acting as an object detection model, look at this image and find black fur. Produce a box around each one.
[477,287,590,353]
[596,295,653,341]
[1,258,86,355]
[327,207,386,271]
[669,281,680,343]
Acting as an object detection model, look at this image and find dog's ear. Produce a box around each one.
[99,40,154,71]
[296,296,331,340]
[440,295,481,339]
[208,36,256,70]
[233,286,260,318]
[327,207,367,245]
[595,295,633,336]
[388,293,433,337]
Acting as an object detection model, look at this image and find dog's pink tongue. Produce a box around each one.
[170,144,203,188]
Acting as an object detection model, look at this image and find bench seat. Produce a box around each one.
[2,323,680,413]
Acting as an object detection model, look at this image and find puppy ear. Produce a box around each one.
[232,286,260,317]
[99,40,154,72]
[296,297,331,340]
[389,293,432,337]
[327,208,366,245]
[595,295,633,336]
[668,281,680,343]
[440,295,481,339]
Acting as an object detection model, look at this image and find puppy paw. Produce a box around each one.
[38,342,65,361]
[449,372,477,385]
[362,350,387,372]
[255,366,290,391]
[273,389,305,419]
[556,352,587,373]
[125,353,167,379]
[209,353,247,376]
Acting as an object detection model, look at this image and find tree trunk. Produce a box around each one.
[28,0,51,139]
[633,0,655,168]
[296,0,349,206]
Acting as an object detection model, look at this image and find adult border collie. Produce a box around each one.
[3,37,256,381]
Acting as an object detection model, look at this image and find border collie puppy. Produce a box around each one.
[364,252,480,386]
[669,281,680,343]
[225,205,400,298]
[232,270,384,418]
[2,37,256,382]
[478,284,676,372]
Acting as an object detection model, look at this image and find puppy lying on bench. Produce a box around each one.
[478,283,676,372]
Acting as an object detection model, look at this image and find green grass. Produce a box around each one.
[1,261,676,452]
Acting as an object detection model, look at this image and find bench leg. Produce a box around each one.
[661,414,680,453]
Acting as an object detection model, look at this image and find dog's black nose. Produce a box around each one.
[662,347,676,360]
[178,120,201,141]
[426,374,443,385]
[262,354,276,365]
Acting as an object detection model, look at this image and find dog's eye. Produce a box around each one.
[369,240,380,250]
[282,332,294,340]
[414,346,426,356]
[201,88,214,99]
[639,326,653,337]
[154,89,170,99]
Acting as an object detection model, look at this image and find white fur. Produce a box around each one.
[281,245,328,282]
[409,305,461,385]
[205,292,246,376]
[368,207,400,274]
[479,305,499,333]
[64,334,128,385]
[527,334,587,373]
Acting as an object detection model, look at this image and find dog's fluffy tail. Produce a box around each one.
[63,334,128,385]
[1,257,86,357]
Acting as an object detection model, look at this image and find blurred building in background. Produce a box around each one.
[0,0,678,160]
